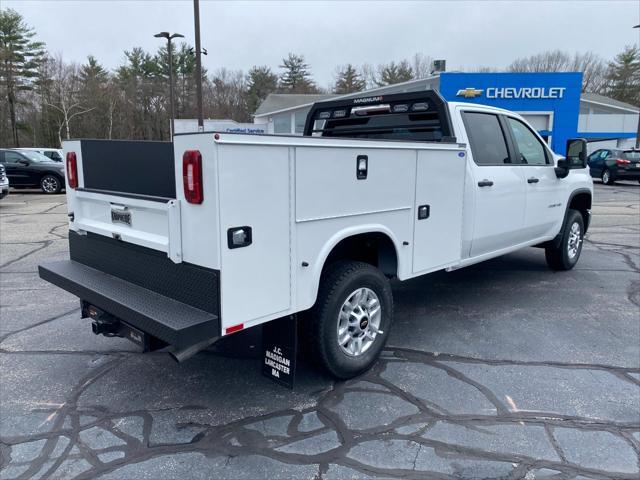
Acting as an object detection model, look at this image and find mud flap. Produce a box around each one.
[262,315,297,389]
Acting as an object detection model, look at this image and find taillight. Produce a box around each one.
[66,152,78,189]
[615,158,630,166]
[183,150,203,204]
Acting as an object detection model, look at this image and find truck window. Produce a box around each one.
[506,117,549,165]
[462,112,510,166]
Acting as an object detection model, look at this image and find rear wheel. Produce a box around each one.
[40,175,62,194]
[545,209,584,271]
[307,261,393,379]
[601,168,614,185]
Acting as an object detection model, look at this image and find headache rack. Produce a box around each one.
[303,91,456,143]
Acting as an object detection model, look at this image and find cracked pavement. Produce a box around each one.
[1,183,639,480]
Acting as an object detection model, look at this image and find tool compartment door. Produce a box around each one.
[412,149,466,273]
[217,144,291,329]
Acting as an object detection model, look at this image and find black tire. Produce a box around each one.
[306,261,393,379]
[545,209,584,271]
[40,174,62,194]
[601,168,614,185]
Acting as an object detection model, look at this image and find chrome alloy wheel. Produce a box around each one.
[567,221,582,260]
[602,170,610,184]
[42,177,59,193]
[337,287,382,357]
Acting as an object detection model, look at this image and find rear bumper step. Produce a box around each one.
[39,260,219,349]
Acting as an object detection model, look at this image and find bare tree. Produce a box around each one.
[45,56,94,146]
[412,53,434,79]
[508,50,608,93]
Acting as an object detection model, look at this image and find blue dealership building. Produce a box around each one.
[253,71,639,154]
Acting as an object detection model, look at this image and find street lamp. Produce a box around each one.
[154,31,184,138]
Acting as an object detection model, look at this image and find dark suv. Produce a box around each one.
[0,149,66,194]
[587,148,640,185]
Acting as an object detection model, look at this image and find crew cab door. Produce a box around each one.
[461,110,527,256]
[503,116,563,239]
[2,151,31,186]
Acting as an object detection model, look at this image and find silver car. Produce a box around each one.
[0,164,9,199]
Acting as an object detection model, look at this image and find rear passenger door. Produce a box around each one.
[587,150,603,176]
[504,116,563,239]
[461,111,527,257]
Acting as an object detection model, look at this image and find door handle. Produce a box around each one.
[527,177,539,184]
[477,180,493,187]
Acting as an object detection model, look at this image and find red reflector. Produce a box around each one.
[66,152,78,189]
[615,158,630,165]
[182,150,203,204]
[225,323,244,335]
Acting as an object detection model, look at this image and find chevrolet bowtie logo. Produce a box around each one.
[456,88,484,98]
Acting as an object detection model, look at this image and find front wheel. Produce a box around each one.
[307,261,393,379]
[601,168,614,185]
[545,209,584,271]
[40,175,62,194]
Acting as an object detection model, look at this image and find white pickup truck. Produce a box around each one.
[39,91,593,379]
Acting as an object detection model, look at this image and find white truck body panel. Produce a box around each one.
[59,100,593,339]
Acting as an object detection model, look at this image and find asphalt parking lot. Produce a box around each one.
[1,183,639,480]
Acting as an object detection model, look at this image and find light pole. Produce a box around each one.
[154,31,184,138]
[193,0,204,131]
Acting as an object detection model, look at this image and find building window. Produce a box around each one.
[274,114,291,134]
[295,111,308,134]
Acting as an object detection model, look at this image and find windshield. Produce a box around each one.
[19,150,54,163]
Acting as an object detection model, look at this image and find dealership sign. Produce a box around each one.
[174,119,267,135]
[441,72,583,155]
[456,86,566,100]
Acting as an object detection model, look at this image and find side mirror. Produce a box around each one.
[555,158,569,179]
[566,138,588,169]
[18,160,30,166]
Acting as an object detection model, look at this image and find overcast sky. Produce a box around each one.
[4,0,640,87]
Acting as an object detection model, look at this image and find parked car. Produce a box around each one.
[0,149,66,194]
[587,148,640,185]
[14,147,64,162]
[38,92,593,379]
[0,164,9,199]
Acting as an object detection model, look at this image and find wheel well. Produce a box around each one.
[569,192,591,231]
[41,172,63,181]
[323,232,398,277]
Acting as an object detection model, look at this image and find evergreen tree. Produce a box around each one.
[0,8,45,146]
[334,64,365,94]
[606,45,640,106]
[76,56,109,138]
[278,53,317,93]
[246,65,277,113]
[376,60,413,87]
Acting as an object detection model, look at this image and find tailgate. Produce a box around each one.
[64,139,182,263]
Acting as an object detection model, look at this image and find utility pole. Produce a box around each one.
[154,32,184,138]
[194,0,204,131]
[635,25,640,148]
